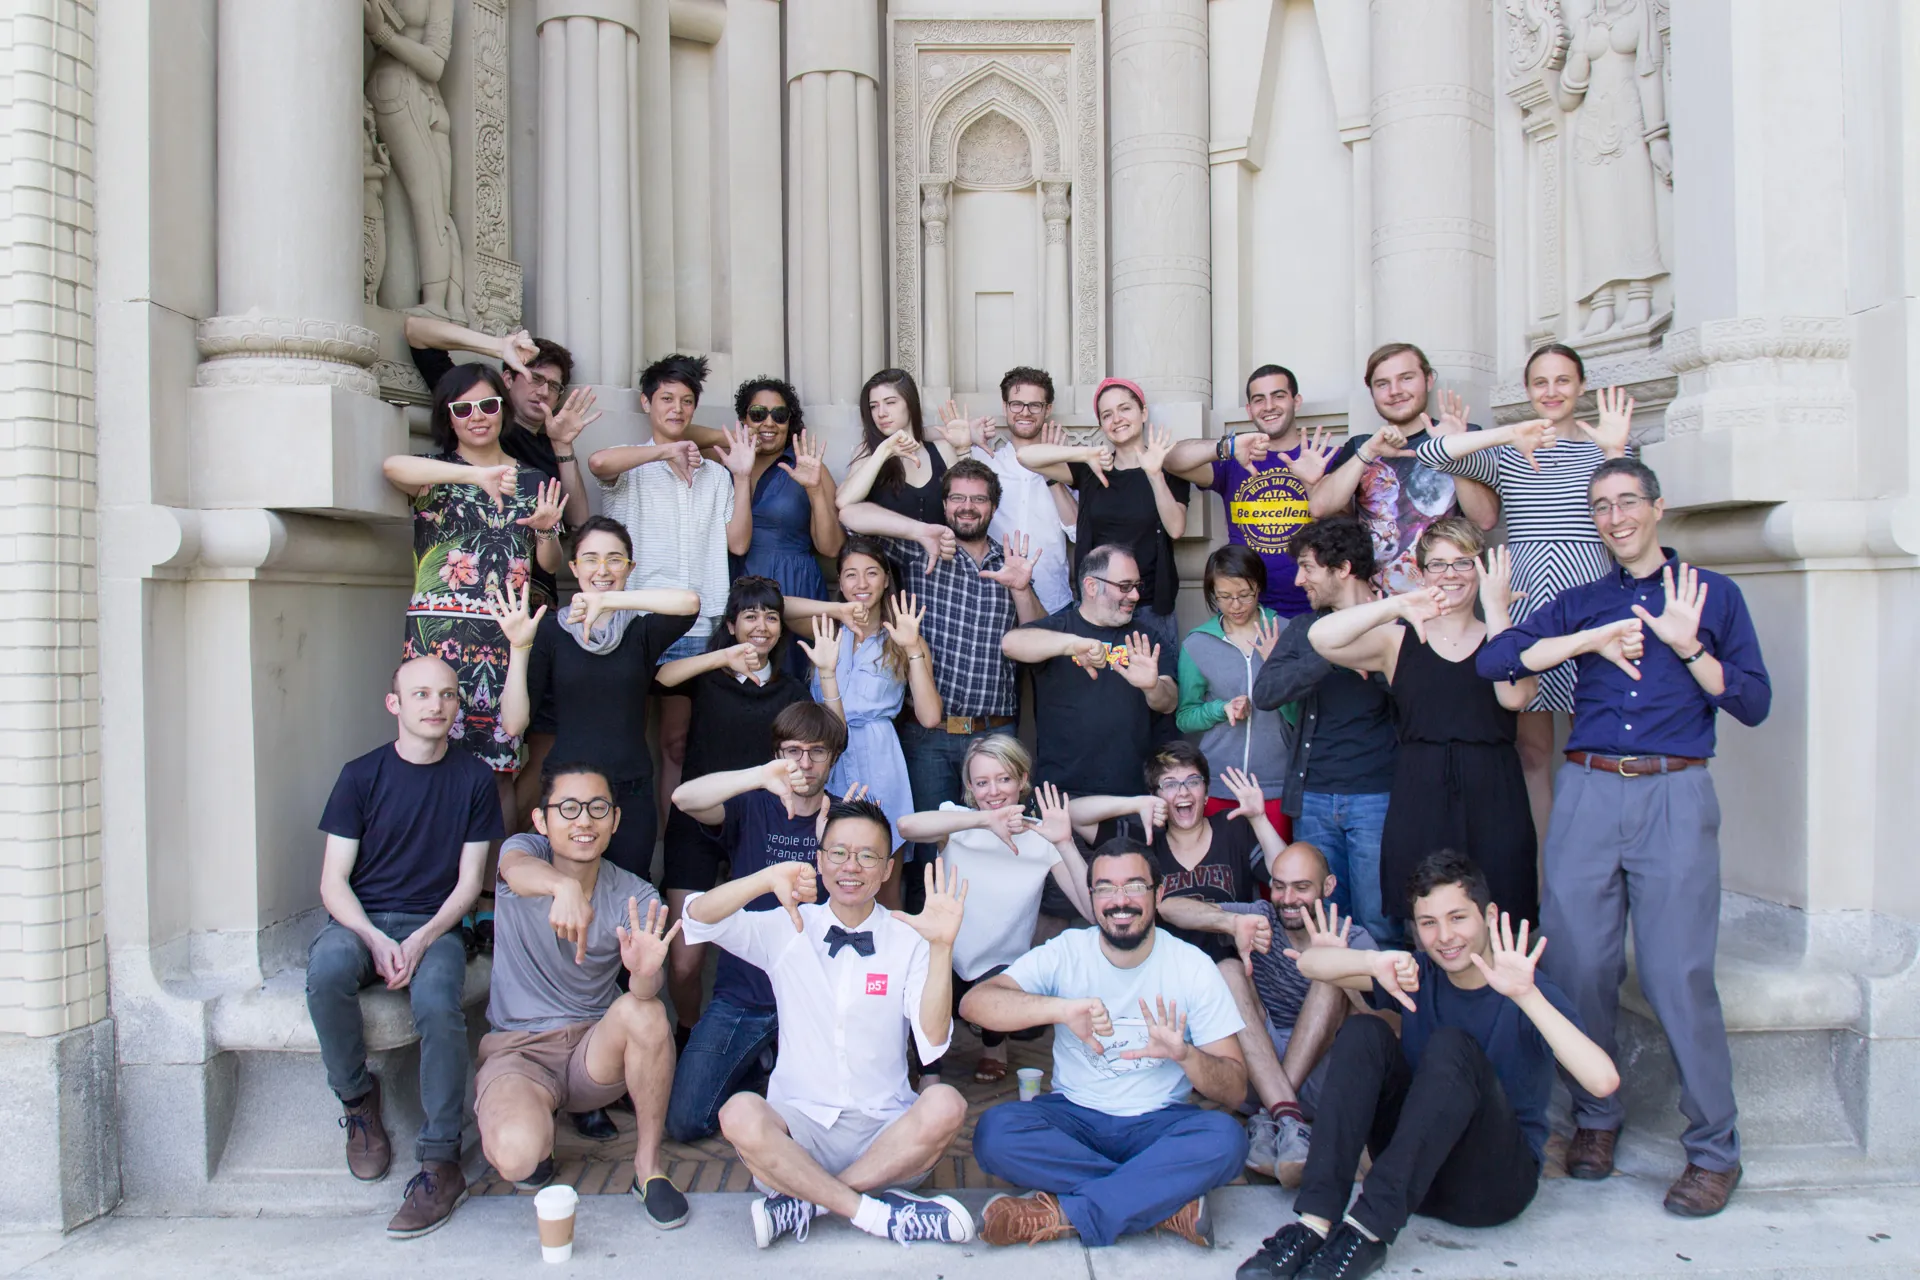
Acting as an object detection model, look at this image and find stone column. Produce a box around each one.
[0,0,119,1230]
[919,183,952,393]
[1367,0,1494,398]
[1041,180,1073,390]
[785,0,882,407]
[199,0,375,396]
[1108,0,1210,401]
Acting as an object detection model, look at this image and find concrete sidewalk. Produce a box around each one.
[6,1177,1917,1279]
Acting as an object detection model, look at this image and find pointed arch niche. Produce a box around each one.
[889,18,1104,400]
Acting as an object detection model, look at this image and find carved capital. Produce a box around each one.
[1041,180,1072,224]
[920,180,950,230]
[196,311,381,395]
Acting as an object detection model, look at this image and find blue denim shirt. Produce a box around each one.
[1476,549,1771,758]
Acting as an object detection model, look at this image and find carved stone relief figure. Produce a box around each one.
[364,0,467,321]
[1554,0,1670,336]
[362,99,391,306]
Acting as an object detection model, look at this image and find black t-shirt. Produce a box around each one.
[680,666,811,781]
[705,790,832,1012]
[1021,606,1180,797]
[1307,661,1399,794]
[410,346,561,482]
[1102,812,1259,963]
[527,611,697,784]
[318,743,504,914]
[1068,463,1192,616]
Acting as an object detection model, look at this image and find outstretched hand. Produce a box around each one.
[890,859,967,950]
[980,531,1038,592]
[1467,907,1545,1001]
[486,579,547,649]
[777,429,830,490]
[1282,899,1353,960]
[1118,632,1161,691]
[616,896,681,983]
[1582,386,1635,457]
[546,387,601,447]
[1220,766,1266,821]
[1436,388,1471,436]
[1630,563,1708,655]
[515,478,567,532]
[797,613,843,672]
[1034,782,1074,846]
[1285,425,1338,485]
[1118,996,1191,1063]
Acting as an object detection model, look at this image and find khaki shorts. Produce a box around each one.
[751,1100,930,1194]
[475,1020,627,1117]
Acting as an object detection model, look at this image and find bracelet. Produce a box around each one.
[553,452,575,463]
[1680,645,1709,665]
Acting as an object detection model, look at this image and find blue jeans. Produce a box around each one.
[1295,791,1393,946]
[663,996,780,1143]
[305,914,469,1163]
[972,1095,1248,1247]
[897,719,1013,911]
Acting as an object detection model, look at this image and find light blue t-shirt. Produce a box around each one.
[1003,927,1245,1117]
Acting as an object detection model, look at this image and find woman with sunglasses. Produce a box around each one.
[1307,518,1541,938]
[730,378,842,672]
[383,365,567,826]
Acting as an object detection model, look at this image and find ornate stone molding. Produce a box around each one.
[1504,0,1568,78]
[1663,316,1852,372]
[1042,179,1071,245]
[196,312,381,397]
[920,181,950,247]
[464,0,519,335]
[890,17,1104,387]
[1663,317,1853,440]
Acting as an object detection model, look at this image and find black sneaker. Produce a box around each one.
[512,1157,555,1192]
[633,1174,690,1229]
[1297,1223,1387,1280]
[572,1108,619,1141]
[1237,1221,1327,1279]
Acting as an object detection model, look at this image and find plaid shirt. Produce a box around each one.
[889,536,1020,718]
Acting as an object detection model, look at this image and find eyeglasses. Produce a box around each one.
[778,745,833,764]
[575,553,631,570]
[945,493,994,507]
[545,797,613,820]
[1155,774,1207,794]
[1090,880,1154,901]
[1589,495,1649,519]
[745,405,793,425]
[449,397,504,419]
[515,371,564,395]
[1088,575,1142,596]
[821,846,889,869]
[1005,399,1048,415]
[1422,558,1477,576]
[1213,590,1258,607]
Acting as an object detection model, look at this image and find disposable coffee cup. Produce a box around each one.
[1017,1067,1044,1101]
[535,1184,579,1263]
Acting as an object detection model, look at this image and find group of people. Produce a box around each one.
[301,323,1771,1278]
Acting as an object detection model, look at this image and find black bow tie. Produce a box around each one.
[824,925,875,958]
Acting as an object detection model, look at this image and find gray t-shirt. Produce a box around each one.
[1223,900,1377,1033]
[486,833,658,1033]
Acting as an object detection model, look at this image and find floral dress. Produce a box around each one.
[401,452,545,772]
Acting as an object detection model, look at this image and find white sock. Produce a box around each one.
[851,1194,892,1237]
[1342,1213,1380,1243]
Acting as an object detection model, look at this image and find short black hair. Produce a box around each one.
[1079,543,1136,585]
[428,363,511,454]
[770,700,848,758]
[568,514,633,558]
[523,338,574,388]
[538,761,614,807]
[640,353,710,401]
[1245,363,1299,399]
[1288,517,1376,581]
[1203,543,1268,613]
[1404,850,1491,915]
[821,797,893,850]
[1086,836,1162,891]
[942,457,1002,508]
[707,574,789,664]
[1000,366,1055,404]
[1589,456,1661,502]
[1144,740,1210,794]
[733,375,803,434]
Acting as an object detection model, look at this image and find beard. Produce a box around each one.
[1097,908,1151,951]
[950,511,989,539]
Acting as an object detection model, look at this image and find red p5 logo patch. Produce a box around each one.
[865,973,888,996]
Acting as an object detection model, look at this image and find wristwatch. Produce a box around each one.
[553,452,575,463]
[1680,645,1709,664]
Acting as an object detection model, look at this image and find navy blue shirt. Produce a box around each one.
[319,743,504,914]
[1367,953,1582,1162]
[703,789,832,1012]
[1476,550,1770,757]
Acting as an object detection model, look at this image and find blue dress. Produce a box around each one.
[733,456,828,603]
[810,631,913,852]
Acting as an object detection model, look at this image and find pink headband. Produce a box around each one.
[1094,376,1147,411]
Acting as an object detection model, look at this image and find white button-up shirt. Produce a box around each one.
[983,441,1074,615]
[681,897,947,1127]
[597,457,734,639]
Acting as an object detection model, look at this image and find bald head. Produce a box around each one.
[392,654,458,695]
[386,655,462,745]
[1267,841,1336,934]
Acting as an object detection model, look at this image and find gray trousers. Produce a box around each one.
[305,914,469,1163]
[1539,761,1739,1171]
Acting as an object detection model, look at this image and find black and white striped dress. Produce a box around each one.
[1413,435,1614,713]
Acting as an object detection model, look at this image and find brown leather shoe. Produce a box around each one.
[1565,1126,1617,1180]
[980,1190,1077,1246]
[1154,1196,1213,1248]
[387,1160,468,1238]
[1663,1162,1742,1217]
[339,1078,391,1182]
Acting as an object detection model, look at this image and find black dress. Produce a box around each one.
[1068,462,1191,616]
[868,443,947,583]
[1379,621,1537,928]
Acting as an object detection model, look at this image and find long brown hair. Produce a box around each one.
[856,368,927,495]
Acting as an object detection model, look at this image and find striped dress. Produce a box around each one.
[1413,435,1615,713]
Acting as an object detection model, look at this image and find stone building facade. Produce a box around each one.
[2,0,1916,1229]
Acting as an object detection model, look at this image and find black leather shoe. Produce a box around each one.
[1297,1223,1388,1279]
[571,1108,619,1141]
[1236,1221,1327,1279]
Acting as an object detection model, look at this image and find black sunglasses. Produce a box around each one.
[746,405,793,425]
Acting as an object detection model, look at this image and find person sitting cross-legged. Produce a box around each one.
[1235,852,1619,1280]
[685,799,977,1249]
[475,763,688,1228]
[961,837,1251,1250]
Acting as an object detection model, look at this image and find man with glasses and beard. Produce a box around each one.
[961,838,1249,1250]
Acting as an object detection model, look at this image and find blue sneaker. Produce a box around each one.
[876,1188,975,1245]
[751,1192,815,1248]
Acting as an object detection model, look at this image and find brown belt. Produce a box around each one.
[1566,751,1707,777]
[942,715,1016,735]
